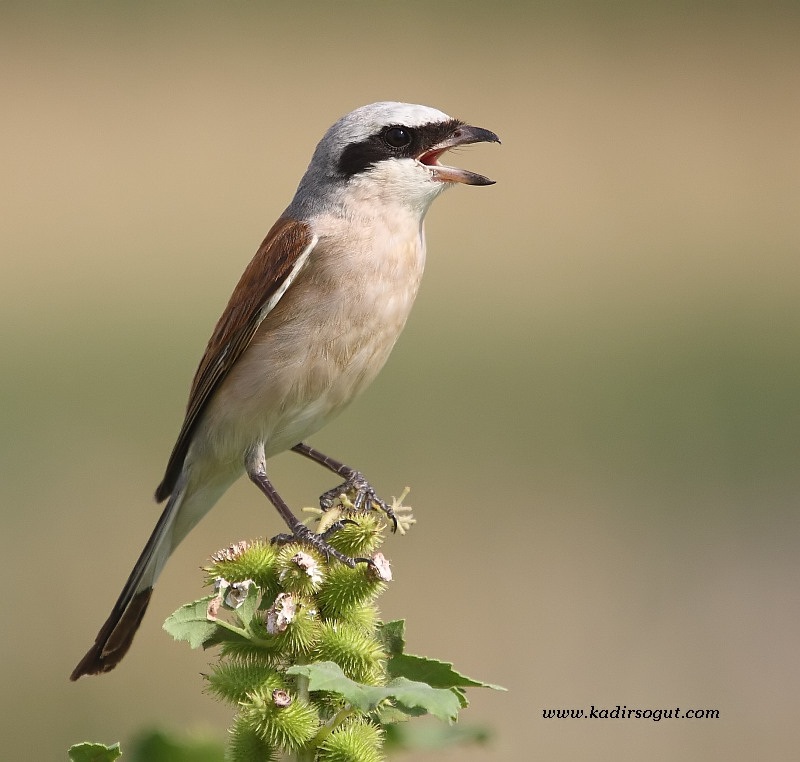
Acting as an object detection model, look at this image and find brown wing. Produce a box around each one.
[155,216,317,501]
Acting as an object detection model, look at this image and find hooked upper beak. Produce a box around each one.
[418,125,501,186]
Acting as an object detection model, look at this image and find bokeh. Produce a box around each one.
[2,3,799,760]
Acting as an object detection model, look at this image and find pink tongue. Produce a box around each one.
[420,149,444,167]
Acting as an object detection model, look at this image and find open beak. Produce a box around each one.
[418,125,501,186]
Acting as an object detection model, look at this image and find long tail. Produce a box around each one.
[70,485,190,680]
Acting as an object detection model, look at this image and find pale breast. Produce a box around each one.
[198,212,426,460]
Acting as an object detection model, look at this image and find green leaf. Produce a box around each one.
[374,705,412,725]
[234,581,260,629]
[387,653,506,691]
[452,686,469,709]
[287,661,388,712]
[286,661,462,723]
[385,677,462,723]
[68,742,122,761]
[199,624,252,650]
[375,619,406,656]
[163,596,223,648]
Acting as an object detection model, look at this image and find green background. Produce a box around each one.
[2,2,799,759]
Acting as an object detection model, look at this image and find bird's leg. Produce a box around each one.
[291,442,398,532]
[245,445,369,567]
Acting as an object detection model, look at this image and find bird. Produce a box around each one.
[70,101,499,680]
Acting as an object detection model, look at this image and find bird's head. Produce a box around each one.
[290,102,500,217]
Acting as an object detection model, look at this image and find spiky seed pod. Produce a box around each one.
[253,594,321,657]
[317,717,385,762]
[325,513,385,558]
[211,541,253,563]
[276,546,326,595]
[317,563,387,620]
[335,600,381,634]
[175,493,416,760]
[308,690,349,724]
[205,661,285,706]
[239,688,318,751]
[205,541,281,598]
[226,713,278,762]
[315,622,387,684]
[218,638,282,664]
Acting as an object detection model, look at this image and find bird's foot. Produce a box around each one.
[319,471,398,533]
[270,523,371,569]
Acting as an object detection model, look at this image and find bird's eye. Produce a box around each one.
[383,126,412,148]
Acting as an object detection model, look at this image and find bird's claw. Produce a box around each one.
[269,524,371,568]
[319,471,398,533]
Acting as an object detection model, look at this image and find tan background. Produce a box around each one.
[2,3,799,760]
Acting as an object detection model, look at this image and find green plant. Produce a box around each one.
[70,490,503,761]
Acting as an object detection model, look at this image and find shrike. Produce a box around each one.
[71,101,499,680]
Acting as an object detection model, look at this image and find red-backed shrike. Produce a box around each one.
[71,102,499,679]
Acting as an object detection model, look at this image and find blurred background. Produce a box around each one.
[2,2,799,760]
